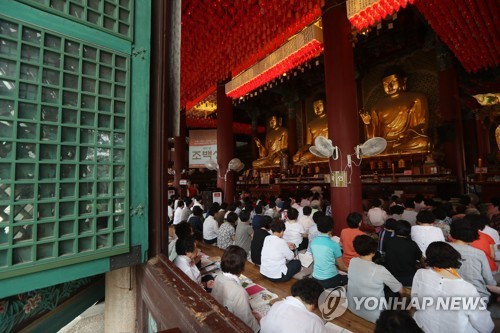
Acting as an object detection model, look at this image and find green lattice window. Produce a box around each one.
[16,0,134,40]
[0,15,130,279]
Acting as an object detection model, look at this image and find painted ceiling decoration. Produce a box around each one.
[181,0,498,113]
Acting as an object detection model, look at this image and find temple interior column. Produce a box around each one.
[251,111,259,160]
[216,82,235,203]
[322,0,362,235]
[437,46,466,193]
[287,101,298,159]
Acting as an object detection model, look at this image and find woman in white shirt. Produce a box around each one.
[203,205,219,244]
[173,200,185,225]
[212,246,260,333]
[173,236,203,285]
[412,242,494,333]
[411,210,444,255]
[261,278,328,333]
[283,208,307,251]
[260,219,301,282]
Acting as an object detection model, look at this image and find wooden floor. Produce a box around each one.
[198,242,375,333]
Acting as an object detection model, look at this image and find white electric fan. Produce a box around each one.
[309,136,339,160]
[355,137,387,159]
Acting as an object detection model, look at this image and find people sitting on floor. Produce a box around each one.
[384,220,422,287]
[411,210,444,255]
[412,242,494,333]
[250,215,272,265]
[173,200,185,225]
[211,246,260,333]
[252,204,266,231]
[487,197,500,221]
[264,200,280,219]
[297,206,315,235]
[377,218,397,257]
[413,193,425,212]
[217,211,237,250]
[374,310,423,333]
[181,198,193,222]
[187,205,204,241]
[203,204,219,245]
[480,209,500,244]
[402,199,418,226]
[283,208,308,251]
[310,215,348,289]
[174,236,213,291]
[307,211,324,252]
[468,214,498,273]
[367,198,388,230]
[347,235,403,323]
[260,220,301,282]
[388,204,404,221]
[235,209,253,254]
[432,207,451,240]
[449,218,496,299]
[168,221,195,261]
[214,202,228,226]
[260,278,328,333]
[340,212,365,268]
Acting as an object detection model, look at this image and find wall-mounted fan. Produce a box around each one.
[205,157,245,180]
[355,137,387,159]
[309,136,338,160]
[307,135,387,187]
[228,158,245,172]
[204,158,219,171]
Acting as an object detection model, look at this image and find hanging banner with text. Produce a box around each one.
[189,129,217,168]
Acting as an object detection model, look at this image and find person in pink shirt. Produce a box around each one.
[340,212,365,268]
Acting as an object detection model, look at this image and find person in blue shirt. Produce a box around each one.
[310,215,348,289]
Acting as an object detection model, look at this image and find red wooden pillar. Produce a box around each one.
[251,112,258,160]
[437,48,466,193]
[287,102,298,158]
[475,115,489,162]
[323,1,362,235]
[216,82,235,204]
[173,110,187,197]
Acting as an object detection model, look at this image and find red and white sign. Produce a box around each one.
[189,129,217,168]
[212,192,222,205]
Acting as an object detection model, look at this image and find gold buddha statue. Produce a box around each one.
[293,99,329,165]
[252,115,288,168]
[359,70,430,155]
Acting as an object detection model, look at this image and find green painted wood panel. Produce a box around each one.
[0,0,149,296]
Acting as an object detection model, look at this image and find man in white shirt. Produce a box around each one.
[173,200,185,225]
[260,278,328,333]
